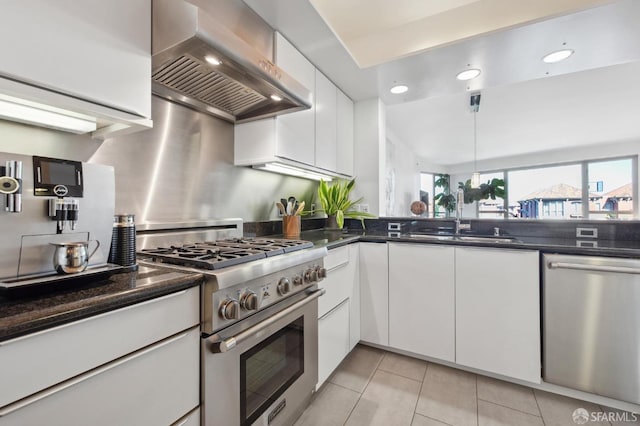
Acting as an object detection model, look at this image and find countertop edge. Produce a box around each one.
[0,272,203,343]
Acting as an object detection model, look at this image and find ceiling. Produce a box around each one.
[308,0,613,68]
[243,0,640,166]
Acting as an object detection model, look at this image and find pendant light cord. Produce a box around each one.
[473,110,477,172]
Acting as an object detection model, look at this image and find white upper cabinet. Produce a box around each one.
[455,247,541,383]
[234,32,355,178]
[315,71,337,171]
[336,89,354,176]
[273,32,316,164]
[0,0,152,138]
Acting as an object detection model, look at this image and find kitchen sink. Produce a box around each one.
[455,235,519,244]
[407,234,519,244]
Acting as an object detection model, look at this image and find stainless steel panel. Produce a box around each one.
[90,96,317,224]
[543,254,640,404]
[152,0,311,122]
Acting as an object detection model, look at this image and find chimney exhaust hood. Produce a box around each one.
[152,0,312,123]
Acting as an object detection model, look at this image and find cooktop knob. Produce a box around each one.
[219,298,240,320]
[315,266,327,279]
[292,275,303,286]
[277,278,291,295]
[240,291,259,311]
[304,268,318,283]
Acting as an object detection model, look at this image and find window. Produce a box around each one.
[588,158,634,220]
[508,164,582,219]
[467,156,636,220]
[419,173,434,218]
[478,172,505,218]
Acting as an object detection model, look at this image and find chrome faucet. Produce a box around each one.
[455,188,470,235]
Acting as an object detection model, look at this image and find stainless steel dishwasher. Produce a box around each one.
[543,254,640,404]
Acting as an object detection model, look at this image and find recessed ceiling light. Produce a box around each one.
[542,49,574,63]
[270,94,283,101]
[205,55,222,66]
[390,84,408,94]
[456,69,481,81]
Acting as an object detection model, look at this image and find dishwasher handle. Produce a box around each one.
[548,261,640,275]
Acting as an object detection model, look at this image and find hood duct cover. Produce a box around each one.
[152,0,312,123]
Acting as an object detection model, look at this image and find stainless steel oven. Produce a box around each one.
[203,287,323,426]
[135,221,327,426]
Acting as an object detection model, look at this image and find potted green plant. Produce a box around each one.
[457,178,505,203]
[318,178,376,229]
[433,174,456,216]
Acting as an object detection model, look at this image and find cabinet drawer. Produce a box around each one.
[0,327,200,426]
[0,286,199,408]
[172,407,200,426]
[318,300,350,388]
[325,245,349,270]
[319,267,351,318]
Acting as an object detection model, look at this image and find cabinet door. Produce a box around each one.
[336,90,354,177]
[388,243,455,362]
[318,299,351,388]
[274,33,315,165]
[315,70,337,171]
[455,247,541,383]
[359,242,388,346]
[348,243,360,350]
[0,0,151,118]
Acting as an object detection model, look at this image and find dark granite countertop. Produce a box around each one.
[294,229,640,258]
[0,265,203,342]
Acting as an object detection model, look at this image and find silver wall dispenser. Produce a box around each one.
[0,153,116,285]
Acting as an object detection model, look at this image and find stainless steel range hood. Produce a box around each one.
[152,0,312,123]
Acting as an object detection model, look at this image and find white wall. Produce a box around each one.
[354,98,386,216]
[386,129,421,216]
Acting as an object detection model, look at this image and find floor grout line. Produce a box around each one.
[409,362,429,425]
[475,372,479,426]
[478,398,545,418]
[341,348,385,426]
[532,389,547,426]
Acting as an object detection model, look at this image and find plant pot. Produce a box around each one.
[325,214,342,230]
[282,215,301,239]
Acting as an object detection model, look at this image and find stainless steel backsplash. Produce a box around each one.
[0,96,317,224]
[91,96,317,224]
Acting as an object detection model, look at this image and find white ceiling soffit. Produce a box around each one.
[309,0,615,68]
[386,62,640,166]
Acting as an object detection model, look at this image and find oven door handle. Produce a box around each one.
[209,288,325,353]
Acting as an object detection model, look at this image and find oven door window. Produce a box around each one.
[240,315,304,426]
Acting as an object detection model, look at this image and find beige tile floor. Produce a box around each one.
[295,345,640,426]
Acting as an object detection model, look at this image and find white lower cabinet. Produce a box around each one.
[388,243,455,362]
[0,287,201,425]
[317,243,360,388]
[359,242,389,346]
[0,327,200,426]
[455,247,541,383]
[348,243,360,350]
[318,299,351,387]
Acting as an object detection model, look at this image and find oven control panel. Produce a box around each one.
[211,260,326,331]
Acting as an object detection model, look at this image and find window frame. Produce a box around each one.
[472,155,638,220]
